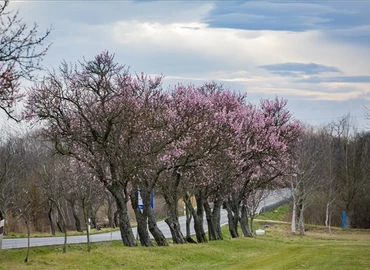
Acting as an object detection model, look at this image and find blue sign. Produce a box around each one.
[342,211,347,229]
[137,190,154,210]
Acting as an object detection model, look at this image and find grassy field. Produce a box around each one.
[1,220,369,270]
[256,204,291,222]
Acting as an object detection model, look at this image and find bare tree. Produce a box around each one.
[332,114,359,228]
[319,124,340,233]
[14,176,37,262]
[245,188,271,234]
[0,134,27,234]
[0,0,51,120]
[290,127,323,235]
[36,156,69,253]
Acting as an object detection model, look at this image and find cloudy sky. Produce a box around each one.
[6,0,370,131]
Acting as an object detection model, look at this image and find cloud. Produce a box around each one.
[259,62,341,76]
[297,76,370,84]
[107,19,370,76]
[10,1,370,75]
[205,1,361,31]
[4,0,370,129]
[47,16,368,105]
[204,1,370,47]
[10,1,214,26]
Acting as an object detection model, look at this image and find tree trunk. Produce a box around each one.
[63,221,67,253]
[298,203,305,236]
[56,210,65,234]
[108,206,115,229]
[86,218,91,252]
[107,193,115,229]
[47,207,56,235]
[164,193,185,244]
[183,192,206,243]
[193,192,207,243]
[224,199,239,238]
[325,200,331,234]
[185,203,193,241]
[240,204,253,237]
[324,209,329,230]
[130,190,152,247]
[114,210,119,228]
[69,200,83,232]
[134,208,152,247]
[291,201,297,233]
[107,182,136,247]
[54,202,67,253]
[88,204,97,229]
[81,198,88,231]
[291,182,297,233]
[296,176,306,236]
[250,217,255,235]
[24,218,30,262]
[204,200,223,241]
[142,190,168,246]
[147,207,168,246]
[193,214,206,243]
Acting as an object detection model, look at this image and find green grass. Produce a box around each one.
[256,204,291,221]
[1,223,370,270]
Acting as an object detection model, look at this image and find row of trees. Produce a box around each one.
[0,133,111,228]
[1,0,369,254]
[0,133,118,256]
[23,52,302,247]
[0,0,302,246]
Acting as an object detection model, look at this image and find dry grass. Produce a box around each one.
[1,222,369,270]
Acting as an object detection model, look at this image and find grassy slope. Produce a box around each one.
[2,205,369,269]
[1,221,369,270]
[256,203,291,222]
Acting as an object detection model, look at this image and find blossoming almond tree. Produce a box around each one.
[25,52,164,247]
[179,85,247,243]
[155,84,213,244]
[223,97,302,238]
[124,86,172,247]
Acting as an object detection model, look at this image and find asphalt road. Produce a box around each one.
[2,189,291,249]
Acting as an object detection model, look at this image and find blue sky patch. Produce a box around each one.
[259,63,341,76]
[298,76,370,84]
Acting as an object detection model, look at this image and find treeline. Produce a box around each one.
[0,136,109,234]
[17,52,301,248]
[291,116,370,234]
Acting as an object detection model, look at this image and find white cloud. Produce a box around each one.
[239,1,355,16]
[3,1,370,128]
[50,17,367,105]
[108,19,370,77]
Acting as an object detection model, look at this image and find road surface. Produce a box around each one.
[2,188,291,249]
